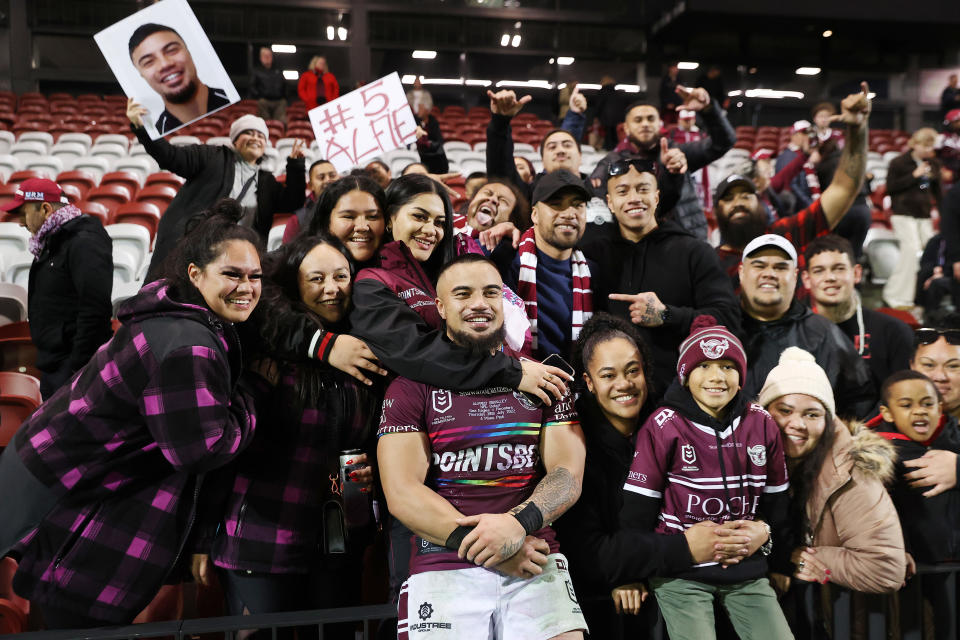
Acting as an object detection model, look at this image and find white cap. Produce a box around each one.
[742,233,797,263]
[792,119,812,133]
[229,114,270,144]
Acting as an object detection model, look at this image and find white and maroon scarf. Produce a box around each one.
[515,227,592,350]
[803,161,822,200]
[29,203,82,257]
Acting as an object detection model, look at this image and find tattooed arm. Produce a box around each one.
[608,292,668,328]
[457,420,586,567]
[820,81,872,228]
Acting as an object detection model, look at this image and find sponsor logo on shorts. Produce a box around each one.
[747,444,766,466]
[418,602,434,621]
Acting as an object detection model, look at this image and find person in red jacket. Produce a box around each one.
[297,56,340,111]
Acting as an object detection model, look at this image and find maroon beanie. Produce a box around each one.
[676,315,747,385]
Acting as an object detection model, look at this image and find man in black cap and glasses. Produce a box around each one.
[580,157,740,392]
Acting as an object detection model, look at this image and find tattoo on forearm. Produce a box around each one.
[515,466,580,525]
[839,122,867,186]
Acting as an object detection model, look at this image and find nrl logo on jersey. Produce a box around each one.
[747,444,767,466]
[681,444,697,465]
[700,337,729,359]
[432,390,453,413]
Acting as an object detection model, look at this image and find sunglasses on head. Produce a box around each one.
[915,328,960,346]
[607,159,657,178]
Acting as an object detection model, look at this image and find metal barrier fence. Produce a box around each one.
[8,563,960,640]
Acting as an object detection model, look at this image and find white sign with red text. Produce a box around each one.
[307,72,418,173]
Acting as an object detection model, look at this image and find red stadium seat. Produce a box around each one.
[136,184,178,213]
[60,183,83,204]
[56,170,98,199]
[144,171,185,189]
[0,371,41,447]
[75,199,110,226]
[0,184,19,214]
[86,183,132,218]
[112,201,162,238]
[7,170,48,186]
[100,171,141,198]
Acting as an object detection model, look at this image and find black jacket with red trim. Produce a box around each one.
[867,413,960,562]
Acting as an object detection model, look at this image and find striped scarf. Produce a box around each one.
[803,161,822,200]
[515,227,592,350]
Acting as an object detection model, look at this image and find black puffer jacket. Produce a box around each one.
[136,126,305,281]
[28,213,113,373]
[741,299,875,418]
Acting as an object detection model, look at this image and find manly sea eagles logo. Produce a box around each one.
[681,444,697,465]
[747,444,767,466]
[432,390,453,414]
[700,337,730,359]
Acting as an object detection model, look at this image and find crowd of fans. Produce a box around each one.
[1,56,960,640]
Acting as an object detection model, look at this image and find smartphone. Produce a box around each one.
[520,354,575,408]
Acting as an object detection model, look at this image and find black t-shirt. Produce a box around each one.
[836,307,913,389]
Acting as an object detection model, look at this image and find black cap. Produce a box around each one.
[532,169,590,205]
[713,173,756,204]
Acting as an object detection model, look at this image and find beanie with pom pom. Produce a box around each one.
[676,314,747,386]
[758,346,835,416]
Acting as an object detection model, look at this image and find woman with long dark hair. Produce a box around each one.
[759,347,905,636]
[0,200,266,629]
[204,233,380,638]
[306,174,387,269]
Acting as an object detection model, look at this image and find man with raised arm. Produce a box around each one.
[378,254,588,640]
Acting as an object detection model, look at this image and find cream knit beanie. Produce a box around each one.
[757,347,836,416]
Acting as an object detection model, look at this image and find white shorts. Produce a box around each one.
[397,553,586,640]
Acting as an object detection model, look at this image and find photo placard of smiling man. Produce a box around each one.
[95,0,240,140]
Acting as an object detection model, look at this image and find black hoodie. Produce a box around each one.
[581,219,742,392]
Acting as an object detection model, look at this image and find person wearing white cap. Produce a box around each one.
[774,120,821,214]
[127,100,307,280]
[758,347,905,604]
[713,82,873,293]
[738,233,874,418]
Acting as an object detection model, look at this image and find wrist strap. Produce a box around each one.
[445,525,473,551]
[512,502,544,534]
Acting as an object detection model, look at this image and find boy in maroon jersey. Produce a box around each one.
[378,253,587,640]
[622,315,793,639]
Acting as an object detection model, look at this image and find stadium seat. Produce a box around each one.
[206,136,232,147]
[86,183,132,218]
[0,131,14,155]
[56,170,97,199]
[94,133,129,151]
[443,141,471,155]
[136,184,178,213]
[17,131,53,151]
[75,200,110,226]
[268,225,285,252]
[169,135,201,147]
[0,320,36,379]
[112,202,161,239]
[107,222,152,272]
[0,222,30,260]
[50,141,89,169]
[112,250,138,284]
[144,171,184,189]
[101,170,141,196]
[71,156,111,182]
[111,157,153,184]
[0,155,18,183]
[23,156,64,179]
[90,141,127,160]
[111,280,140,317]
[0,371,41,446]
[459,156,486,175]
[0,283,27,326]
[3,253,31,289]
[60,183,82,204]
[7,169,49,185]
[8,140,46,165]
[56,132,92,151]
[0,184,19,216]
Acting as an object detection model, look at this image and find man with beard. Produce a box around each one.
[129,23,231,136]
[582,158,740,392]
[588,86,736,240]
[802,234,913,390]
[377,253,588,640]
[491,170,600,360]
[738,234,874,418]
[715,82,874,292]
